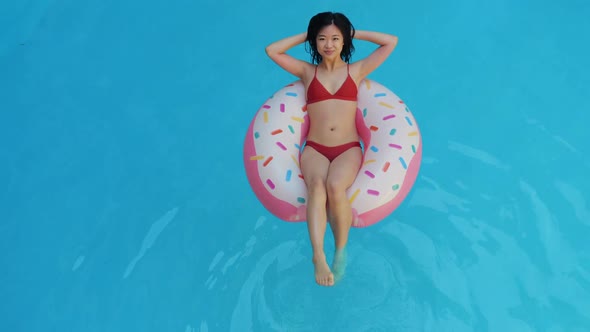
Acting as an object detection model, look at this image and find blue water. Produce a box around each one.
[2,0,589,331]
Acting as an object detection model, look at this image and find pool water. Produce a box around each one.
[1,0,589,331]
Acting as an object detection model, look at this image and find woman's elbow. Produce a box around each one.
[390,35,398,47]
[265,44,279,57]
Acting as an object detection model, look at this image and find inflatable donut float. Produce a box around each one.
[243,80,421,227]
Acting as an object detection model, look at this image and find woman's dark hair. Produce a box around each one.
[306,12,355,64]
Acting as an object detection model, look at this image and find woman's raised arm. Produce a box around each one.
[354,30,398,79]
[265,33,310,78]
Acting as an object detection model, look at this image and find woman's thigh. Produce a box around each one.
[300,146,331,189]
[326,147,362,191]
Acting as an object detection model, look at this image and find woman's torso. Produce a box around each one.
[304,63,360,146]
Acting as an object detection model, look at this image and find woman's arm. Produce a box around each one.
[353,30,398,79]
[265,33,310,78]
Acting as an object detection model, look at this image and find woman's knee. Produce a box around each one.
[307,177,327,199]
[326,178,347,201]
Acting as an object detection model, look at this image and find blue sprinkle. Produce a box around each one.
[363,108,367,117]
[405,116,413,126]
[389,128,397,136]
[286,92,297,97]
[254,132,260,139]
[300,141,307,153]
[405,106,410,112]
[297,197,306,203]
[399,157,407,169]
[286,170,292,182]
[412,145,416,153]
[374,93,386,97]
[370,146,379,152]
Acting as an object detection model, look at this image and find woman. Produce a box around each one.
[265,12,398,286]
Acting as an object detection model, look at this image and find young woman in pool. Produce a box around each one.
[265,12,398,286]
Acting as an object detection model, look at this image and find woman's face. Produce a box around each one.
[316,24,344,60]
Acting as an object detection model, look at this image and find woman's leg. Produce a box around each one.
[326,147,362,279]
[300,146,333,286]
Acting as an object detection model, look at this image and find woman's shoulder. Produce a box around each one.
[300,62,318,83]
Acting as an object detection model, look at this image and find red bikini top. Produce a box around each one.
[306,64,358,105]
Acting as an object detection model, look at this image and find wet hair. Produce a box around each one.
[305,12,355,64]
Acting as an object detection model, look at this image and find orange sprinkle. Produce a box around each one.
[298,174,304,179]
[271,129,283,135]
[382,161,391,172]
[302,104,307,112]
[263,156,273,167]
[370,125,379,131]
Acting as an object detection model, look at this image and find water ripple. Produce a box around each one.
[208,251,224,272]
[71,255,85,271]
[409,175,470,213]
[519,179,574,273]
[554,180,590,226]
[123,207,178,279]
[447,140,510,170]
[229,241,302,331]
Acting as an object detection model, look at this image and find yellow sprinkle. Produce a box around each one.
[291,154,299,167]
[365,80,371,90]
[349,189,360,204]
[408,131,418,136]
[378,101,394,109]
[263,112,268,123]
[250,155,264,160]
[291,116,304,123]
[363,159,376,165]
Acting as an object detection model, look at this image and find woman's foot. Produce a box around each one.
[332,248,347,282]
[313,254,334,286]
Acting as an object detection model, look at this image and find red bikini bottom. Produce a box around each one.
[305,140,361,162]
